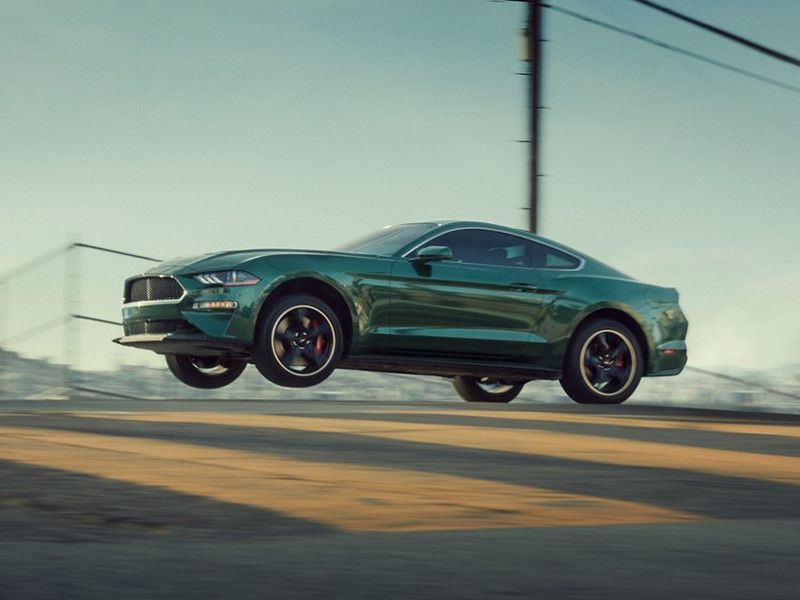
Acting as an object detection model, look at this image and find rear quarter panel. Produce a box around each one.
[538,271,686,375]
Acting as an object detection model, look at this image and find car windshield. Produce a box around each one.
[337,223,439,256]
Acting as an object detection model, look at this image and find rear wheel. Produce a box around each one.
[452,376,524,403]
[165,354,247,389]
[253,294,343,388]
[560,319,643,404]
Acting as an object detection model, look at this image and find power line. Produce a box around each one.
[73,243,161,262]
[540,3,800,95]
[72,315,123,327]
[0,317,67,346]
[0,244,67,282]
[632,0,800,69]
[1,243,160,285]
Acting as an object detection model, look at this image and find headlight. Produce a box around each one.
[193,270,260,286]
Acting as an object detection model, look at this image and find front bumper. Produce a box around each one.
[118,273,262,356]
[113,332,251,357]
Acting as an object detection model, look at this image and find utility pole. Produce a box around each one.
[0,280,7,399]
[525,0,543,233]
[64,240,80,401]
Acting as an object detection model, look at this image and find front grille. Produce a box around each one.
[126,319,199,336]
[127,277,184,303]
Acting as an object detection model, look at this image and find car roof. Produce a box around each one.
[396,220,586,258]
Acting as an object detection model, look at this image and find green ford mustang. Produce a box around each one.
[115,221,687,404]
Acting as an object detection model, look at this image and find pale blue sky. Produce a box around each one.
[1,0,798,372]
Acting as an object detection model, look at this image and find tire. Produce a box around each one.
[165,354,247,389]
[252,294,343,388]
[452,376,525,403]
[560,319,644,404]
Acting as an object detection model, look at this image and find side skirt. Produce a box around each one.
[337,355,560,382]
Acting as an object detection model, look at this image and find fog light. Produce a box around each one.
[192,300,238,311]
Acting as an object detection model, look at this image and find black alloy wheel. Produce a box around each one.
[452,376,525,403]
[165,354,247,389]
[560,319,643,404]
[253,294,343,388]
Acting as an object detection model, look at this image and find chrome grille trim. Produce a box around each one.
[126,276,185,303]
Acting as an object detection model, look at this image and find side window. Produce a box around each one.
[529,241,581,270]
[413,229,580,270]
[413,230,512,266]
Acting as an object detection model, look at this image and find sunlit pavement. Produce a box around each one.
[1,398,799,599]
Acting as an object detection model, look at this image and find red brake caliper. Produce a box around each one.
[311,320,325,355]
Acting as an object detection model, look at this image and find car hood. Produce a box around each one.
[144,249,353,275]
[143,250,284,275]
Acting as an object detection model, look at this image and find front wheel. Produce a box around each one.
[452,377,525,403]
[253,294,343,388]
[165,355,247,389]
[560,319,644,404]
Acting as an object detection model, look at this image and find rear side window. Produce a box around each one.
[412,229,580,270]
[530,242,581,269]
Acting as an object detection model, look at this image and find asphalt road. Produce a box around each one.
[1,397,798,599]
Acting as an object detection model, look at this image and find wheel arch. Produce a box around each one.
[570,308,650,374]
[256,277,354,356]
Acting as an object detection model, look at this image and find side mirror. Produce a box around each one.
[411,245,453,263]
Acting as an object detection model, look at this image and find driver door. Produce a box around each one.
[387,229,555,361]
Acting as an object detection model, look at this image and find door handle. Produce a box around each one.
[508,282,539,293]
